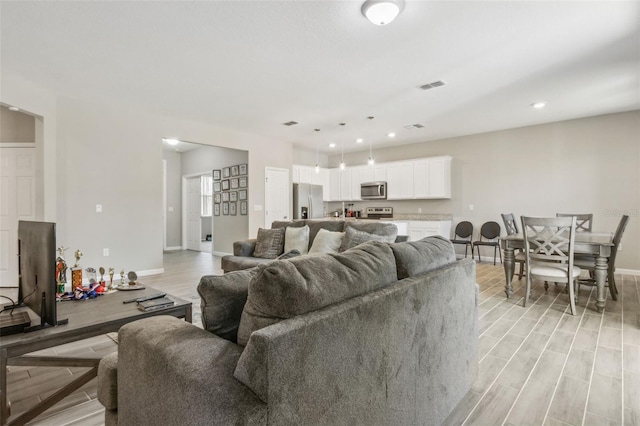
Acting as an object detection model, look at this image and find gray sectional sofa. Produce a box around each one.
[98,236,478,426]
[221,219,408,273]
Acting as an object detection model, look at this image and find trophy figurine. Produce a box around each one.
[55,246,69,294]
[71,249,83,291]
[120,269,126,287]
[108,267,115,290]
[99,267,106,286]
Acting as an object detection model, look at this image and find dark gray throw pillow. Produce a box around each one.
[197,268,258,343]
[253,227,285,259]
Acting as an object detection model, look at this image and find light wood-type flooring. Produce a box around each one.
[5,251,640,425]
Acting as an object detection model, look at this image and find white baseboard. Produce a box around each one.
[212,251,232,257]
[616,268,640,276]
[164,246,182,251]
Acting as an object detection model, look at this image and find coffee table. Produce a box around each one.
[0,286,192,425]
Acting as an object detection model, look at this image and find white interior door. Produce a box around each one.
[265,167,290,227]
[186,176,201,251]
[0,148,36,288]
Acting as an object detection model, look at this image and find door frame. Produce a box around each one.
[264,167,290,227]
[181,171,214,252]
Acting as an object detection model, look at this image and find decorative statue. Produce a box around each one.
[108,267,115,290]
[120,269,126,286]
[74,249,83,268]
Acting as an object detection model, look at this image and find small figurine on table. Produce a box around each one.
[108,267,115,290]
[120,269,126,287]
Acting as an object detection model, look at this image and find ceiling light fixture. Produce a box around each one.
[339,123,346,171]
[361,0,404,26]
[163,138,180,145]
[531,102,546,109]
[387,132,396,138]
[367,116,375,166]
[8,106,20,112]
[356,138,364,143]
[314,129,321,174]
[329,143,336,148]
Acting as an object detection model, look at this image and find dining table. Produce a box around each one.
[500,231,614,313]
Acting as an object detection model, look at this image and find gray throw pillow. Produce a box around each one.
[197,268,258,343]
[390,236,456,280]
[236,241,397,346]
[339,226,396,252]
[253,227,285,259]
[284,225,310,254]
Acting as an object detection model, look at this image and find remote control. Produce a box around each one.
[123,292,166,304]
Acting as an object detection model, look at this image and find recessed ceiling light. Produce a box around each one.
[387,132,396,138]
[356,138,364,143]
[531,102,546,109]
[163,138,180,145]
[329,143,336,148]
[8,106,20,112]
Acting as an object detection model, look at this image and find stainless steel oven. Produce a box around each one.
[360,181,387,200]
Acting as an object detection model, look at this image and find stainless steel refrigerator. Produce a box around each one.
[293,183,324,219]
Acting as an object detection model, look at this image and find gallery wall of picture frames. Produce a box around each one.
[213,163,248,216]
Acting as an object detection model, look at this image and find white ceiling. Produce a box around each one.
[2,1,638,154]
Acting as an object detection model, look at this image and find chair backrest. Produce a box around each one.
[501,213,519,235]
[479,221,500,240]
[556,213,593,232]
[521,216,576,268]
[609,215,630,266]
[454,221,473,240]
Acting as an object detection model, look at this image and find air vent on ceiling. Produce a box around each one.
[404,123,425,129]
[282,121,299,126]
[419,80,446,90]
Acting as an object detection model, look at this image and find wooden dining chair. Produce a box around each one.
[574,215,629,301]
[472,221,502,265]
[556,213,593,232]
[450,221,473,258]
[501,213,526,279]
[521,216,581,315]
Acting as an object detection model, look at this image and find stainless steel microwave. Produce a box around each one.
[361,181,387,200]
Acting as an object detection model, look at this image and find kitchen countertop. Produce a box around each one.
[319,214,452,221]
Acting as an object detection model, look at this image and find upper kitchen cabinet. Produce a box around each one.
[413,156,451,199]
[386,161,414,200]
[292,165,330,201]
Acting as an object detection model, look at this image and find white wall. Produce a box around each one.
[321,111,640,270]
[3,71,293,276]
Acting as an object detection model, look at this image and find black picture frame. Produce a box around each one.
[239,177,247,188]
[231,178,239,189]
[214,193,221,204]
[213,169,221,181]
[222,167,230,178]
[222,179,230,191]
[222,202,229,215]
[230,191,238,202]
[240,201,248,215]
[222,192,229,202]
[213,204,220,216]
[230,202,237,216]
[213,182,221,193]
[239,163,247,176]
[231,165,239,177]
[238,189,247,201]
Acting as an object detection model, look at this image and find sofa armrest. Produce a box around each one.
[97,352,118,411]
[395,235,409,242]
[234,238,257,256]
[117,316,266,425]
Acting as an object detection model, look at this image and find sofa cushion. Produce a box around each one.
[237,240,397,346]
[221,255,272,273]
[253,227,285,259]
[390,236,456,280]
[308,229,344,254]
[344,221,398,241]
[306,220,345,248]
[271,220,304,229]
[198,268,258,343]
[284,225,310,255]
[339,226,396,252]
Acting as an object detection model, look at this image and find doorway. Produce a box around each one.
[265,167,290,226]
[182,173,212,253]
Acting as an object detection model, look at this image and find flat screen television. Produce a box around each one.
[18,220,67,331]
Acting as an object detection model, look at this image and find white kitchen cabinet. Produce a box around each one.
[360,165,386,184]
[329,168,342,201]
[312,167,330,201]
[386,161,414,200]
[349,166,366,201]
[413,159,430,199]
[299,166,314,185]
[293,165,331,200]
[292,165,301,183]
[408,220,452,241]
[340,168,351,201]
[412,156,451,199]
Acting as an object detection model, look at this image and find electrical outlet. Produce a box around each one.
[103,248,109,256]
[96,204,103,213]
[469,204,474,211]
[418,208,422,213]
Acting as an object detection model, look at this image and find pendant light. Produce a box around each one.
[339,123,346,170]
[314,128,321,173]
[367,116,375,166]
